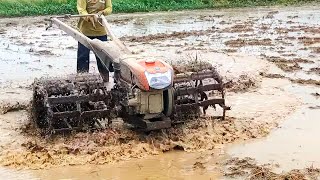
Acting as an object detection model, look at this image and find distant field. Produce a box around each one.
[0,0,318,17]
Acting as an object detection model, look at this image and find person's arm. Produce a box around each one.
[102,0,112,15]
[77,0,88,15]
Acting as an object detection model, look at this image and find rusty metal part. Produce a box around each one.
[173,69,230,122]
[32,74,112,134]
[31,69,229,134]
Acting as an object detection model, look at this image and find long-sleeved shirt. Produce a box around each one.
[77,0,112,36]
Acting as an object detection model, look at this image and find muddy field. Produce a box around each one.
[0,5,319,180]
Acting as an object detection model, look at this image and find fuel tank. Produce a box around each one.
[119,56,174,91]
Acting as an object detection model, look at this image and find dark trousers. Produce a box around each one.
[77,35,113,79]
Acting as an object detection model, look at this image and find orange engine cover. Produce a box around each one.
[120,58,174,91]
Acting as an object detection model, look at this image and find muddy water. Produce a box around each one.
[221,5,320,175]
[0,4,319,180]
[0,151,220,180]
[0,167,38,180]
[228,84,320,172]
[34,151,221,180]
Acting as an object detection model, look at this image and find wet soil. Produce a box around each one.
[308,67,320,75]
[223,157,320,180]
[224,38,273,48]
[0,116,273,169]
[289,78,320,86]
[1,74,298,170]
[120,29,219,43]
[0,102,28,114]
[0,4,319,180]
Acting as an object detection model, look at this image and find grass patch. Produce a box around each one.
[0,0,318,17]
[0,0,75,17]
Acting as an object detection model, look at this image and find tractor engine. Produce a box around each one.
[114,57,174,130]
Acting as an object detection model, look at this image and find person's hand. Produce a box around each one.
[94,11,104,26]
[84,16,96,28]
[84,15,93,22]
[96,11,104,17]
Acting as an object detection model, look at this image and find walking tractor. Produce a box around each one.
[32,14,230,134]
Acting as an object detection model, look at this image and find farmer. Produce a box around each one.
[77,0,113,78]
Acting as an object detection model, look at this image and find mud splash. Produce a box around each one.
[224,74,258,93]
[0,63,298,170]
[0,116,274,170]
[223,157,320,179]
[0,102,28,114]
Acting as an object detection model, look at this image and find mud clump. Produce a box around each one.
[224,74,258,93]
[265,57,307,72]
[311,47,320,54]
[265,57,289,63]
[290,79,320,86]
[265,11,279,18]
[275,27,290,34]
[198,14,223,21]
[274,26,307,34]
[109,18,132,25]
[193,161,206,170]
[120,28,217,43]
[303,27,320,34]
[308,67,320,75]
[224,24,254,33]
[0,128,160,169]
[309,106,320,110]
[292,58,314,64]
[298,37,320,46]
[260,72,286,79]
[223,157,320,180]
[223,48,237,53]
[225,38,273,48]
[0,28,6,34]
[0,117,275,169]
[29,49,55,56]
[0,102,28,114]
[288,15,299,19]
[170,57,214,74]
[219,20,230,25]
[275,62,302,72]
[5,22,18,27]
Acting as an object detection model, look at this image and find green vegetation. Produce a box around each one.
[0,0,317,17]
[0,0,76,17]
